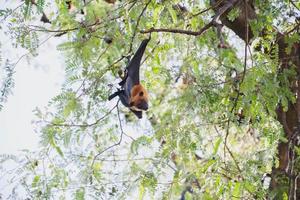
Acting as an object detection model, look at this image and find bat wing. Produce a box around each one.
[126,39,150,85]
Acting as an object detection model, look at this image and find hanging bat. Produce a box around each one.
[108,38,150,119]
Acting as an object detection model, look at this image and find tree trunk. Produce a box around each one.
[210,0,300,199]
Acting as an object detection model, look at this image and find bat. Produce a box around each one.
[109,38,150,118]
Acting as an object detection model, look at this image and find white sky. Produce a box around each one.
[0,39,65,154]
[0,2,65,198]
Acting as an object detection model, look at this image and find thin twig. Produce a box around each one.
[48,102,118,128]
[290,0,300,11]
[128,0,152,53]
[141,0,237,36]
[0,2,25,23]
[91,100,124,168]
[214,126,242,173]
[224,0,248,167]
[128,0,138,11]
[11,34,54,72]
[74,45,111,97]
[28,21,99,34]
[284,22,300,35]
[192,0,225,17]
[79,55,127,98]
[275,22,300,43]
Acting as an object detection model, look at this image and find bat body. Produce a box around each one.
[109,39,150,118]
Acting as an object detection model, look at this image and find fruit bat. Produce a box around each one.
[108,39,150,119]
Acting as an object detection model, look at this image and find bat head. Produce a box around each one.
[129,84,149,111]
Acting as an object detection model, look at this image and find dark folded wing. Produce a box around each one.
[126,39,150,85]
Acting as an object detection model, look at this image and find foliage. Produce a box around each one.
[0,60,15,111]
[0,0,300,199]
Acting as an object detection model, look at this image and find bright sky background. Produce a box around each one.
[0,38,65,155]
[0,18,66,196]
[0,2,66,198]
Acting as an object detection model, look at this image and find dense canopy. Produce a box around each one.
[1,0,300,199]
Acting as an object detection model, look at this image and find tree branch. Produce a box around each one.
[141,0,237,36]
[140,22,214,36]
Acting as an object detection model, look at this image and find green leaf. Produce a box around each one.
[227,7,240,22]
[130,136,152,154]
[213,137,222,155]
[55,146,64,157]
[32,175,40,188]
[75,188,85,200]
[232,182,241,199]
[139,183,145,200]
[167,6,177,23]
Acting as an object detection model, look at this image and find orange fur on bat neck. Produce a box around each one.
[129,84,149,109]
